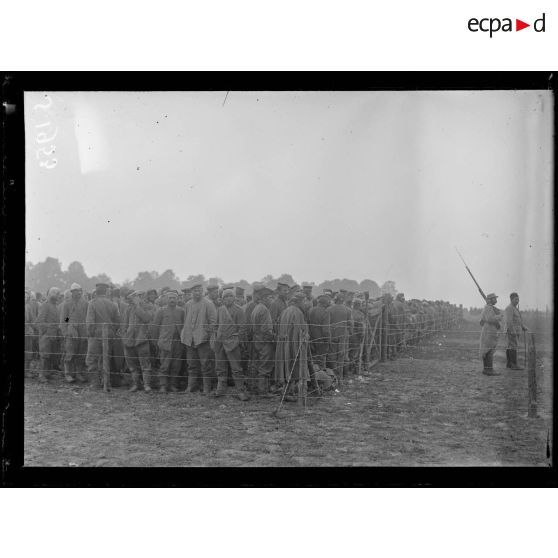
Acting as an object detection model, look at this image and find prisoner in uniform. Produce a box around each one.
[504,292,528,370]
[250,285,276,397]
[308,294,331,370]
[479,292,503,376]
[213,289,250,400]
[25,290,36,375]
[326,293,353,384]
[348,299,365,374]
[273,292,310,400]
[85,282,121,391]
[123,290,155,392]
[35,287,61,382]
[270,282,289,334]
[59,283,89,383]
[181,283,217,395]
[153,290,185,392]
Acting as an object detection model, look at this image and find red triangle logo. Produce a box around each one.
[516,19,530,31]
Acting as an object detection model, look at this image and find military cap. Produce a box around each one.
[130,290,146,298]
[277,282,290,289]
[252,283,265,292]
[323,288,333,295]
[190,283,203,290]
[510,292,519,299]
[166,290,179,297]
[235,286,245,295]
[70,282,82,291]
[317,293,330,301]
[486,293,498,299]
[222,288,235,297]
[290,291,306,302]
[221,284,235,291]
[259,287,273,297]
[206,283,219,291]
[146,288,157,296]
[161,286,171,293]
[96,282,109,289]
[339,289,347,294]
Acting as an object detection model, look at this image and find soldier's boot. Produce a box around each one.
[213,375,228,398]
[234,376,250,401]
[483,353,500,376]
[506,349,512,369]
[511,350,524,370]
[75,369,87,383]
[257,376,275,398]
[129,370,140,392]
[38,361,49,383]
[201,374,213,396]
[102,368,111,392]
[64,362,75,383]
[184,371,199,393]
[167,373,178,392]
[142,369,152,393]
[159,371,168,393]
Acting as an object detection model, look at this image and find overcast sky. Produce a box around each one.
[25,90,553,309]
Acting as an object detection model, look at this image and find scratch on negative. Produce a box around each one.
[222,91,230,107]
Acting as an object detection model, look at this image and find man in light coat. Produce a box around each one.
[181,283,217,395]
[504,292,528,370]
[479,293,503,376]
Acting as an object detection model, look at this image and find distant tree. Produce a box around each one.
[381,280,397,296]
[360,279,381,298]
[66,261,89,289]
[156,269,182,290]
[25,257,65,294]
[207,276,224,287]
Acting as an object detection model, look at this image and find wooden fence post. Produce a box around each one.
[380,304,388,362]
[527,333,537,418]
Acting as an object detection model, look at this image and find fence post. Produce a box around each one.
[380,305,388,362]
[527,333,537,418]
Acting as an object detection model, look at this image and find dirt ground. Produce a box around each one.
[24,327,553,467]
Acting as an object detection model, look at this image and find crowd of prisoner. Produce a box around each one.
[24,281,463,401]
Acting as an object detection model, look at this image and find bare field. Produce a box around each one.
[24,329,552,467]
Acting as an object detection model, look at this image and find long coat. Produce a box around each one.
[274,304,309,385]
[479,303,501,356]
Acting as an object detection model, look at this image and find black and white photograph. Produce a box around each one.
[16,85,553,471]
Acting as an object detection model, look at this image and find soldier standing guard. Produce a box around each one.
[479,292,503,376]
[85,282,121,391]
[153,290,185,393]
[59,283,89,383]
[504,292,529,370]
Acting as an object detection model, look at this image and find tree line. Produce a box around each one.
[25,257,398,299]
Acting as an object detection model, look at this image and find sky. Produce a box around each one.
[25,90,553,309]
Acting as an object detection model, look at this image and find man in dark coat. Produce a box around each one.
[326,293,353,384]
[308,294,331,370]
[273,292,310,400]
[153,290,185,392]
[250,285,276,397]
[35,287,61,382]
[59,283,89,383]
[123,290,154,392]
[85,282,121,391]
[270,282,289,334]
[214,289,249,400]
